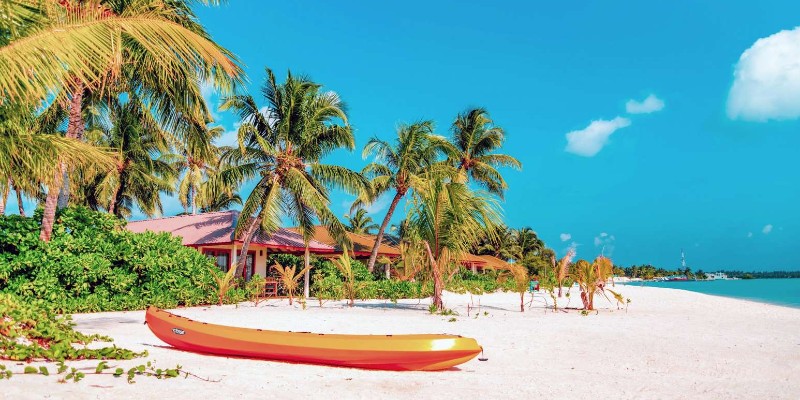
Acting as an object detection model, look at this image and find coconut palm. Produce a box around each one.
[437,108,521,197]
[409,179,501,311]
[0,0,242,240]
[471,224,518,261]
[357,121,443,272]
[173,124,224,215]
[344,209,379,235]
[79,96,176,218]
[219,68,366,295]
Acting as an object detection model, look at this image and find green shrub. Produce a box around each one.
[0,207,219,312]
[0,293,145,361]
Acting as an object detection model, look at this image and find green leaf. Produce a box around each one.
[23,366,37,374]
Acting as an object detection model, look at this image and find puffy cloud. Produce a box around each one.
[565,117,631,157]
[727,27,800,121]
[762,224,773,234]
[559,233,572,242]
[626,94,665,114]
[594,232,616,256]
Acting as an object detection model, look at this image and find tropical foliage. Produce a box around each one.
[344,209,379,235]
[357,121,441,272]
[218,68,364,282]
[0,207,227,312]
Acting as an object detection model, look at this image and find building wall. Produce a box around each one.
[195,243,269,280]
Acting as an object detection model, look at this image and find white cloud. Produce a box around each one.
[727,27,800,121]
[559,233,571,242]
[345,194,392,216]
[762,224,773,234]
[565,117,631,157]
[626,94,665,114]
[594,232,616,256]
[747,232,753,238]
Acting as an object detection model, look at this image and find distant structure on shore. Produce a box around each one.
[705,272,730,280]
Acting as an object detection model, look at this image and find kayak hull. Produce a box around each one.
[145,307,481,371]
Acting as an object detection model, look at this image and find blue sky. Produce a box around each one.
[11,1,800,270]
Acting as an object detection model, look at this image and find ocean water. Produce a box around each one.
[620,278,800,308]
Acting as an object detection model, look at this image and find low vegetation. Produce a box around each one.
[0,207,226,313]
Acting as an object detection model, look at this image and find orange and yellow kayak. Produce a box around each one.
[145,307,482,371]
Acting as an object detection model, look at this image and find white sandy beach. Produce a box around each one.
[4,285,800,400]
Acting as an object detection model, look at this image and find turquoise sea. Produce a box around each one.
[620,278,800,308]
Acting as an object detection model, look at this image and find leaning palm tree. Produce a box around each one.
[344,208,379,235]
[437,108,521,197]
[409,178,501,311]
[357,121,442,272]
[219,68,365,296]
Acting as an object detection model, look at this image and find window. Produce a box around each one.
[203,249,230,272]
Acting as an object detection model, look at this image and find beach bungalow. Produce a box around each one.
[286,225,402,261]
[126,211,335,280]
[475,255,513,272]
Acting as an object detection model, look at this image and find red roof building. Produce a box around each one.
[126,211,334,280]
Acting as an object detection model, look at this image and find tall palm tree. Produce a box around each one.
[0,0,242,240]
[344,209,379,235]
[173,124,223,215]
[438,108,521,197]
[219,68,365,295]
[357,121,443,272]
[81,96,177,218]
[409,179,501,310]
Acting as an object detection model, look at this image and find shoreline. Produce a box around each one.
[4,285,800,399]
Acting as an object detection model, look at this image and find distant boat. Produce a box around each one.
[665,275,689,281]
[705,272,730,280]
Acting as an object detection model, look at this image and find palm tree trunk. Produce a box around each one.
[40,165,66,241]
[190,183,196,215]
[235,216,261,277]
[303,245,310,298]
[0,179,8,215]
[108,182,120,215]
[57,80,86,209]
[366,191,404,272]
[422,240,443,311]
[11,180,25,217]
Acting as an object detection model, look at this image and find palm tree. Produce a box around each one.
[174,124,224,215]
[344,209,379,235]
[409,179,501,310]
[472,224,517,261]
[219,68,366,296]
[357,121,443,272]
[81,96,177,218]
[438,108,521,196]
[0,0,242,240]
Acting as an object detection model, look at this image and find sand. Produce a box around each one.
[3,285,800,399]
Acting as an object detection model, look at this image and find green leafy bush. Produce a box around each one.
[0,207,219,312]
[0,293,145,361]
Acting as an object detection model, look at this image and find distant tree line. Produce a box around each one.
[618,265,800,280]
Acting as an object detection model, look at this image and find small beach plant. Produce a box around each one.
[332,252,366,307]
[210,264,238,306]
[539,257,560,311]
[556,249,575,297]
[501,264,530,312]
[573,256,615,310]
[246,275,267,306]
[272,262,309,305]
